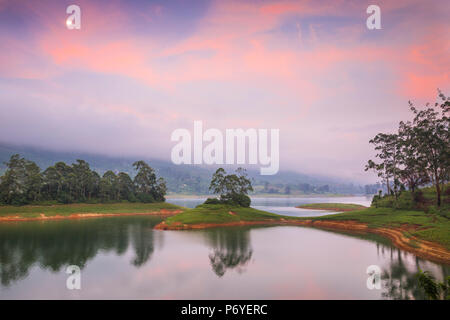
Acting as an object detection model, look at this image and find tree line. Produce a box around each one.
[0,155,167,205]
[366,90,449,206]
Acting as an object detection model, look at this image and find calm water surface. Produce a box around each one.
[0,197,448,299]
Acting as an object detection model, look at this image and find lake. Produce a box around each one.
[0,196,448,299]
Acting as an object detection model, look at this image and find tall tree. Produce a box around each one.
[24,161,42,202]
[133,160,167,202]
[72,160,92,201]
[409,91,449,206]
[99,170,118,201]
[133,161,157,194]
[0,154,42,204]
[366,133,401,197]
[397,120,429,193]
[42,166,62,199]
[117,172,134,200]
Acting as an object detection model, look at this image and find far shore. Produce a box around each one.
[166,193,360,199]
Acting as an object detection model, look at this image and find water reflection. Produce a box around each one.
[376,243,449,300]
[0,217,448,299]
[202,227,253,277]
[0,217,162,287]
[322,229,450,299]
[381,251,424,300]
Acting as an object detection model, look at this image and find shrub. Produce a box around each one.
[204,194,251,207]
[413,190,425,204]
[394,192,415,210]
[371,194,381,207]
[416,269,450,300]
[57,192,73,204]
[204,198,221,205]
[127,192,138,203]
[11,195,28,206]
[231,194,251,207]
[136,193,155,203]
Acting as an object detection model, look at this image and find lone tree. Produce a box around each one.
[208,167,253,207]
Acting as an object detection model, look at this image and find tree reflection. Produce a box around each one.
[0,217,162,287]
[376,243,450,300]
[203,227,253,277]
[130,223,155,267]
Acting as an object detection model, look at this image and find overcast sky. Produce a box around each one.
[0,0,448,183]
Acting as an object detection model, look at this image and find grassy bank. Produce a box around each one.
[309,207,450,251]
[0,202,183,219]
[297,203,367,211]
[371,184,450,214]
[158,204,288,228]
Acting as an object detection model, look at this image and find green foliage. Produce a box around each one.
[416,269,450,300]
[366,90,449,207]
[136,193,155,203]
[0,155,167,205]
[365,133,401,197]
[231,194,251,207]
[99,170,118,201]
[204,197,222,205]
[208,167,253,207]
[371,184,449,213]
[57,192,74,204]
[133,161,166,202]
[0,154,42,205]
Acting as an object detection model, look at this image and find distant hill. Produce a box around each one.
[0,143,365,195]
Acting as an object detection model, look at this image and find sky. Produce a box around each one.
[0,0,449,183]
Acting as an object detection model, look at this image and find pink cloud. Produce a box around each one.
[1,0,448,180]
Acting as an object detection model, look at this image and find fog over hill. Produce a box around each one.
[0,143,369,195]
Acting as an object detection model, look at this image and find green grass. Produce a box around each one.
[309,207,450,250]
[0,202,183,218]
[296,203,367,211]
[372,184,450,214]
[163,204,288,226]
